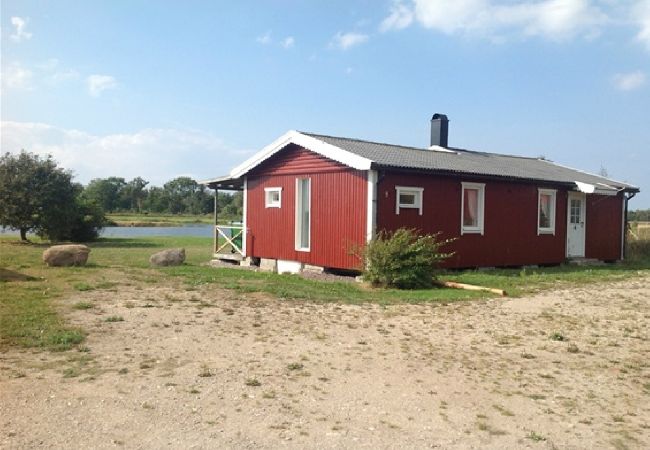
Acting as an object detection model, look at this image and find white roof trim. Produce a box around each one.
[229,130,372,178]
[575,181,596,194]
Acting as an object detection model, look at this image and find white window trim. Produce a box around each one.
[460,182,485,235]
[264,187,282,208]
[366,170,378,242]
[395,186,423,216]
[537,188,557,235]
[295,178,311,252]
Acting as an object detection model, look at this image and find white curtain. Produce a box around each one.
[464,189,478,226]
[540,195,550,228]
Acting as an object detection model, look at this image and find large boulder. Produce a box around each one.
[43,244,91,267]
[150,248,186,267]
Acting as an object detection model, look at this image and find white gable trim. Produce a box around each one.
[229,130,372,178]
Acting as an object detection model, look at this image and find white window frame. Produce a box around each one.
[395,186,423,215]
[295,178,311,252]
[264,187,282,208]
[537,188,557,235]
[460,182,485,235]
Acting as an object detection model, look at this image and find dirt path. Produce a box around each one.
[2,275,649,449]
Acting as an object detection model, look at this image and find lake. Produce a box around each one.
[1,225,215,239]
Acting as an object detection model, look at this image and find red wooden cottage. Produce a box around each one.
[204,114,639,273]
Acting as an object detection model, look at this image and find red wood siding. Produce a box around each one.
[377,172,569,268]
[246,144,366,270]
[585,194,624,261]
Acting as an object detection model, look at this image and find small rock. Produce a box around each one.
[42,244,90,267]
[149,248,186,267]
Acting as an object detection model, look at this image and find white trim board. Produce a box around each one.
[230,130,372,179]
[460,182,485,236]
[366,170,377,242]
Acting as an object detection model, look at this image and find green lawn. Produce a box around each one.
[106,213,215,226]
[1,235,648,352]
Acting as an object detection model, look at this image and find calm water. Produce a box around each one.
[0,225,215,238]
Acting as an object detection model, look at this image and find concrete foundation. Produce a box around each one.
[302,264,324,274]
[277,260,302,274]
[259,258,277,272]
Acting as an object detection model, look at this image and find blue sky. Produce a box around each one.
[2,0,649,207]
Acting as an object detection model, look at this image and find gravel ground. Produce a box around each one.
[1,274,649,449]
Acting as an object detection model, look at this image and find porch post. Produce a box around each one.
[214,188,218,254]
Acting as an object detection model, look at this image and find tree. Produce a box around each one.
[122,177,149,212]
[0,151,105,241]
[162,176,213,215]
[82,177,127,212]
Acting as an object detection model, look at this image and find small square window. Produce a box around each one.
[395,186,423,215]
[264,187,282,208]
[537,188,556,235]
[461,182,485,235]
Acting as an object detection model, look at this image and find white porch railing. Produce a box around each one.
[215,225,244,257]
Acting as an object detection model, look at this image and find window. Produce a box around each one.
[537,188,557,235]
[395,186,423,215]
[264,187,282,208]
[295,178,311,251]
[461,182,485,235]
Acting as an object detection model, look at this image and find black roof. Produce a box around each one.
[303,132,639,192]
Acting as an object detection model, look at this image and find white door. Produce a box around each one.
[566,192,586,257]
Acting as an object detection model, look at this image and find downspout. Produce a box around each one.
[623,191,636,260]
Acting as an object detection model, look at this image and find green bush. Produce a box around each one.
[362,228,454,289]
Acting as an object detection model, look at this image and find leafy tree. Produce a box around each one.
[122,177,149,212]
[629,209,650,222]
[82,177,127,212]
[217,191,243,220]
[142,186,167,213]
[162,176,214,215]
[0,151,104,241]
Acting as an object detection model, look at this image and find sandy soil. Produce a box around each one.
[2,275,649,449]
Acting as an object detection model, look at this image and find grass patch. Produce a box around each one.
[106,213,213,226]
[550,331,567,342]
[1,234,648,355]
[73,282,94,292]
[245,378,261,387]
[105,315,124,322]
[526,431,546,442]
[72,301,94,310]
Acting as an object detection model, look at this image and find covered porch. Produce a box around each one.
[203,175,245,262]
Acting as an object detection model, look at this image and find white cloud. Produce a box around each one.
[86,74,117,97]
[380,1,414,32]
[635,0,650,51]
[330,32,369,50]
[282,36,295,49]
[256,31,272,45]
[0,121,247,186]
[1,63,33,90]
[382,0,607,41]
[613,71,646,91]
[35,58,59,71]
[10,17,32,42]
[49,69,80,84]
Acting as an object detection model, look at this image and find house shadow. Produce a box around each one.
[0,268,37,282]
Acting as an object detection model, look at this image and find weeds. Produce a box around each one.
[105,316,124,322]
[72,301,93,310]
[527,431,546,442]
